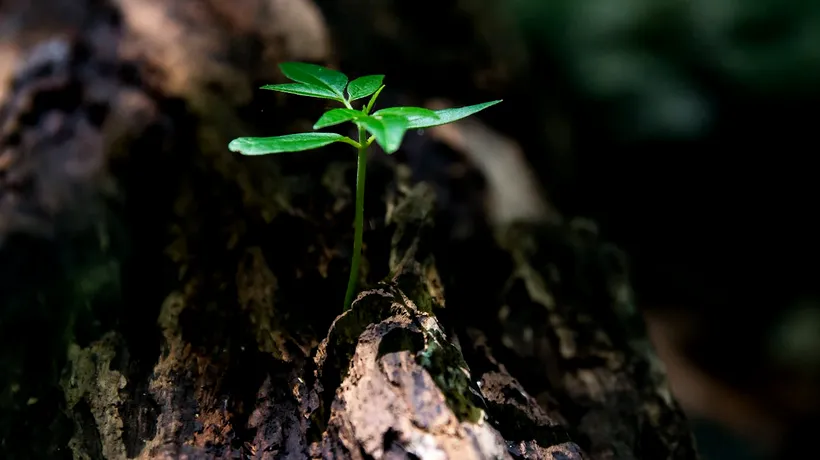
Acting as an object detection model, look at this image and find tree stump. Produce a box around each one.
[0,1,698,459]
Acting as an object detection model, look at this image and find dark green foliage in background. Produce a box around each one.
[510,0,820,140]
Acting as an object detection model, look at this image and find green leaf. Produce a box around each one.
[357,115,409,154]
[406,100,503,129]
[260,83,339,100]
[373,106,439,124]
[346,75,384,101]
[278,62,347,100]
[228,132,346,155]
[313,108,364,129]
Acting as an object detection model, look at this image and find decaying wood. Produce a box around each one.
[0,0,697,459]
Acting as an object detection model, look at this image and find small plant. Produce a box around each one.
[229,62,501,310]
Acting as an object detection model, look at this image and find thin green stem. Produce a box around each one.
[343,125,368,310]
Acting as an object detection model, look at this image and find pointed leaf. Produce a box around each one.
[357,115,409,154]
[229,132,345,156]
[407,100,503,129]
[373,106,439,124]
[346,75,384,101]
[379,115,410,153]
[260,83,338,100]
[313,108,364,129]
[279,62,347,100]
[364,84,386,114]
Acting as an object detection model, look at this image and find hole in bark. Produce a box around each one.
[377,327,425,359]
[382,428,420,459]
[19,82,84,127]
[484,398,573,449]
[85,102,109,128]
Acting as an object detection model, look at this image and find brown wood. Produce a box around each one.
[0,1,698,459]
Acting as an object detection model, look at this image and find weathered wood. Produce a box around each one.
[0,1,698,459]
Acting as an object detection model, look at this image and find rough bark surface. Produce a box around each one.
[0,1,697,459]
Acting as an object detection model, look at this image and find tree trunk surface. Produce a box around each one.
[0,1,697,459]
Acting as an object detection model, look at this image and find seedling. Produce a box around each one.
[229,62,501,310]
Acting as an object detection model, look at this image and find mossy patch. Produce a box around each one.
[416,326,485,424]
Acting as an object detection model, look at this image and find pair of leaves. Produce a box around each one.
[313,106,442,153]
[229,99,502,156]
[228,62,502,156]
[308,101,498,153]
[263,62,384,103]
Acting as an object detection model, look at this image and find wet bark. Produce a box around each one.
[0,1,697,459]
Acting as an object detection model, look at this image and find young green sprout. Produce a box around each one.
[229,62,501,311]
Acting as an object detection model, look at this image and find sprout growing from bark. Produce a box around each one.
[229,62,501,310]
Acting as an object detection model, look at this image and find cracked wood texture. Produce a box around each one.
[0,0,697,459]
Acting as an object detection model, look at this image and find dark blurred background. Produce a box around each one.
[2,1,819,459]
[310,2,820,456]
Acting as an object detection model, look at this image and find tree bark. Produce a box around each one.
[0,1,697,459]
